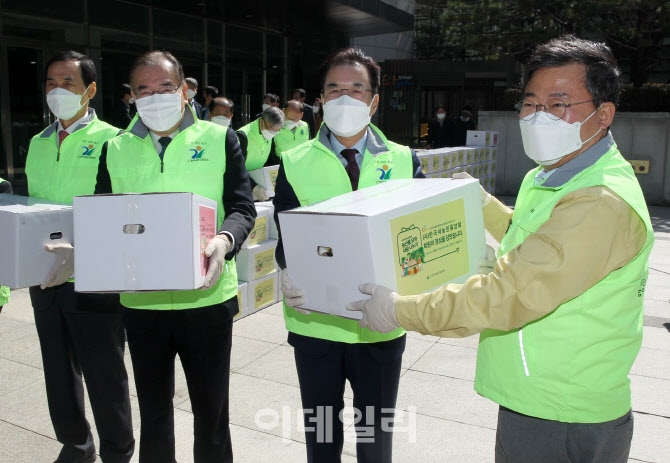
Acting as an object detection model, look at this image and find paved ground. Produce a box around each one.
[1,200,668,462]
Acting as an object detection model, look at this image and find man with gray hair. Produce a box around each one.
[349,35,654,463]
[236,106,285,201]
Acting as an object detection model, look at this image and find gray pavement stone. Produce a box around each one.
[641,326,670,351]
[0,357,43,398]
[230,335,281,372]
[630,347,670,381]
[631,374,670,418]
[437,333,480,349]
[645,270,670,303]
[629,412,670,463]
[643,299,670,319]
[0,420,62,463]
[232,311,290,345]
[410,343,478,382]
[236,344,299,389]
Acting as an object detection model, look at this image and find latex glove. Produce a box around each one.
[478,245,496,274]
[346,284,400,333]
[252,185,270,202]
[202,234,232,290]
[452,172,491,206]
[41,243,74,289]
[281,270,311,315]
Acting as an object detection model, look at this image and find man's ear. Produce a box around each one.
[598,102,616,130]
[369,93,380,116]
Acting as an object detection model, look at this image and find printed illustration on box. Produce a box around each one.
[391,199,469,296]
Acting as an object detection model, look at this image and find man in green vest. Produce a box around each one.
[273,47,424,463]
[273,100,310,159]
[94,50,255,463]
[348,36,654,463]
[24,50,134,463]
[0,177,11,314]
[236,106,284,201]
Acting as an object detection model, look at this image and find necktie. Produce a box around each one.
[158,137,172,162]
[340,148,360,191]
[59,130,69,147]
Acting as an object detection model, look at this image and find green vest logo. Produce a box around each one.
[81,144,96,156]
[190,145,206,160]
[376,164,392,180]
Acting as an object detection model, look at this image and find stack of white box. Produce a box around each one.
[417,130,497,194]
[235,201,280,321]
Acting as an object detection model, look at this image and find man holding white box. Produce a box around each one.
[273,47,424,463]
[349,36,654,463]
[24,51,134,463]
[94,51,255,463]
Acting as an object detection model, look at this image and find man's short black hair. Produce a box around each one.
[521,35,623,107]
[462,105,473,112]
[204,86,219,98]
[293,88,306,99]
[264,93,279,104]
[435,105,446,113]
[129,50,184,89]
[320,48,381,95]
[120,83,132,98]
[185,77,198,88]
[45,50,96,87]
[209,97,234,113]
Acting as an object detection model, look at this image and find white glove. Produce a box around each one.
[346,284,400,333]
[280,270,311,315]
[252,185,270,202]
[41,243,74,289]
[452,172,491,206]
[478,245,496,274]
[201,234,232,290]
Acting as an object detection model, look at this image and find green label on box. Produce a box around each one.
[254,248,275,279]
[268,168,279,193]
[254,278,275,309]
[249,216,268,246]
[391,199,469,296]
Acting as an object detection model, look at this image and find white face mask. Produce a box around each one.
[261,129,277,140]
[519,106,603,166]
[47,86,90,121]
[323,95,374,137]
[262,103,271,111]
[187,89,196,100]
[135,92,184,133]
[285,120,299,131]
[436,113,446,120]
[211,115,231,128]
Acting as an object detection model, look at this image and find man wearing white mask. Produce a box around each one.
[236,106,284,201]
[94,50,255,463]
[348,36,654,463]
[25,50,135,463]
[208,96,235,129]
[272,47,424,463]
[273,99,309,158]
[185,77,204,119]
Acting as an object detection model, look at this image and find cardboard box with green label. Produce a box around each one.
[279,179,486,320]
[248,165,280,198]
[236,239,277,282]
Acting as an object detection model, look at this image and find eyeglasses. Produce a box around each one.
[135,85,181,99]
[514,98,594,121]
[323,85,374,101]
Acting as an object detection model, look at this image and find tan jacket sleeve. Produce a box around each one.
[483,196,514,243]
[396,186,647,338]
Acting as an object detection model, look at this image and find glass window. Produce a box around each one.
[153,9,204,62]
[226,25,262,68]
[2,13,85,45]
[1,0,84,22]
[89,0,148,31]
[208,21,224,63]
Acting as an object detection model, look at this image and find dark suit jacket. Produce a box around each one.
[427,118,454,149]
[95,119,256,260]
[190,100,204,120]
[107,99,133,130]
[450,117,476,146]
[300,103,316,139]
[272,131,425,269]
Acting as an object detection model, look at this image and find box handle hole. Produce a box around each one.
[123,224,146,234]
[49,232,63,240]
[317,246,333,257]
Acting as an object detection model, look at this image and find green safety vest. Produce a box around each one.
[274,121,309,159]
[237,119,272,170]
[474,143,654,423]
[282,124,414,343]
[0,177,7,306]
[26,111,120,204]
[105,109,238,310]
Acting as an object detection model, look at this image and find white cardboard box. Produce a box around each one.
[249,165,280,198]
[256,201,279,239]
[247,272,279,314]
[466,130,498,147]
[73,192,217,292]
[234,282,248,320]
[279,179,486,320]
[235,239,278,282]
[242,205,272,249]
[0,194,73,289]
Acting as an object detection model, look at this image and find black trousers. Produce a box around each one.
[289,332,406,463]
[123,299,236,463]
[495,406,634,463]
[29,284,134,463]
